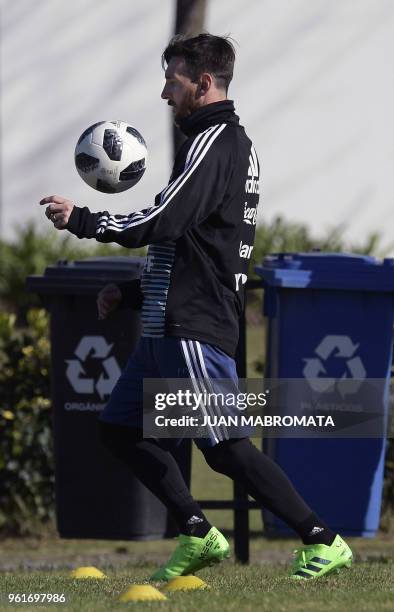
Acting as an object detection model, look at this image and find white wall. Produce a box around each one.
[1,0,393,252]
[1,0,173,236]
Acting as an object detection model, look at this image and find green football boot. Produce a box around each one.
[150,526,230,581]
[291,534,353,580]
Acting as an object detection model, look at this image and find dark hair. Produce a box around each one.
[162,33,236,92]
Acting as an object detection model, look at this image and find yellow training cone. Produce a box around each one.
[162,575,209,592]
[69,566,106,579]
[118,585,167,602]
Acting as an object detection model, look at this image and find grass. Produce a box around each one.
[0,558,393,611]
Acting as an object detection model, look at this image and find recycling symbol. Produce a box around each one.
[303,335,366,396]
[65,336,121,400]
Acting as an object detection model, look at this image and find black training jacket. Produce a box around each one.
[66,100,260,357]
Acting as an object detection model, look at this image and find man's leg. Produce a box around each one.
[201,438,352,579]
[99,337,229,581]
[185,339,352,579]
[98,338,211,537]
[99,421,211,538]
[180,338,333,544]
[201,437,335,545]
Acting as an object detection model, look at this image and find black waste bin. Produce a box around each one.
[27,257,191,540]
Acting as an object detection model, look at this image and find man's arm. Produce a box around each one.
[40,124,231,247]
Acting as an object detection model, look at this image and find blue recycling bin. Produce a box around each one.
[256,252,394,537]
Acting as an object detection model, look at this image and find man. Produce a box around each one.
[40,33,352,581]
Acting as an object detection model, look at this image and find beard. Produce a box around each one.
[172,89,199,125]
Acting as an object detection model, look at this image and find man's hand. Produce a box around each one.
[97,284,122,320]
[40,195,74,229]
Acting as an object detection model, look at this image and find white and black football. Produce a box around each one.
[74,120,147,193]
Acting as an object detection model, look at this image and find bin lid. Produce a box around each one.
[26,256,145,295]
[255,252,394,291]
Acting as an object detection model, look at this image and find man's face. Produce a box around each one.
[161,57,199,124]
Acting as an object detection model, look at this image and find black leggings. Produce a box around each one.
[98,421,316,537]
[98,421,207,533]
[201,437,313,531]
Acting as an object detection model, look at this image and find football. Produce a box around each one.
[74,120,147,193]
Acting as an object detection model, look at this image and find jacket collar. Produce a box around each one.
[179,100,239,137]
